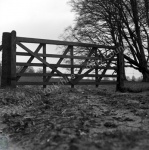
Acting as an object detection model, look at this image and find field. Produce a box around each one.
[0,82,149,150]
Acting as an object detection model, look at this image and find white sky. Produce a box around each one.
[0,0,74,40]
[0,0,141,78]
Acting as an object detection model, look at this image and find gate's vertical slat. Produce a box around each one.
[70,46,74,88]
[95,48,98,88]
[11,31,16,88]
[43,44,46,88]
[1,32,11,87]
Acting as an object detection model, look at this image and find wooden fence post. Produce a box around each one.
[11,31,16,88]
[116,50,124,91]
[1,32,11,88]
[1,31,16,88]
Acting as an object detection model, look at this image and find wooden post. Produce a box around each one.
[43,44,46,88]
[11,31,16,88]
[116,50,124,91]
[70,46,74,88]
[1,31,16,88]
[1,32,11,88]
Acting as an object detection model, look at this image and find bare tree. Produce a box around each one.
[62,0,149,81]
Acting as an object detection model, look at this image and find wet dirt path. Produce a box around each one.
[86,93,149,132]
[1,87,149,150]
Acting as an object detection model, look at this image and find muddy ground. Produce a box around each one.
[0,85,149,150]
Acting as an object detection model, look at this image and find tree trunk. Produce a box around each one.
[140,60,149,82]
[123,67,127,81]
[142,72,149,82]
[123,59,127,81]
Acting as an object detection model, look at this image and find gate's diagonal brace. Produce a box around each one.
[45,46,71,82]
[97,56,115,83]
[78,47,96,74]
[73,55,116,85]
[16,44,43,81]
[17,42,73,85]
[73,47,98,85]
[72,68,95,85]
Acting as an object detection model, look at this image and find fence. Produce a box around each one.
[1,31,124,91]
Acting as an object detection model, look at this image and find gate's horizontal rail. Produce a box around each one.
[17,37,117,49]
[16,52,117,61]
[16,73,117,77]
[17,81,117,85]
[16,63,117,69]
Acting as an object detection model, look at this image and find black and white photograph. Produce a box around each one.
[0,0,149,149]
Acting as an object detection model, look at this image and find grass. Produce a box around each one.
[17,77,149,93]
[18,76,116,82]
[1,74,149,92]
[1,74,149,93]
[125,81,149,93]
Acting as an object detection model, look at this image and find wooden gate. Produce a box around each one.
[1,31,124,90]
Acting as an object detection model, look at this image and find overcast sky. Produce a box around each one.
[0,0,75,68]
[0,0,74,41]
